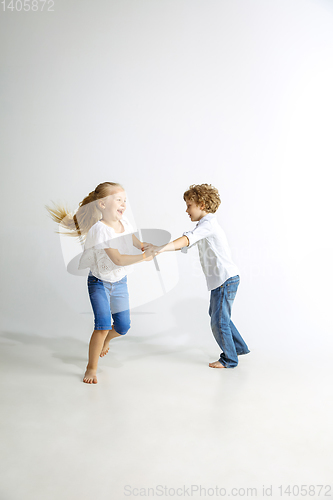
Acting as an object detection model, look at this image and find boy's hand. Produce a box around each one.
[151,245,163,254]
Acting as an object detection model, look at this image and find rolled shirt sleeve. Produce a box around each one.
[181,219,214,253]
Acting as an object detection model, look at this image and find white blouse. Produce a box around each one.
[78,217,134,283]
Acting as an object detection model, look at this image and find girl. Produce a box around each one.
[47,181,155,384]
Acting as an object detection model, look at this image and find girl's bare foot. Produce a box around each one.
[100,328,122,357]
[209,360,226,368]
[100,343,110,357]
[83,369,98,384]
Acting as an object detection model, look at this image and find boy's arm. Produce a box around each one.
[155,220,213,254]
[155,235,189,253]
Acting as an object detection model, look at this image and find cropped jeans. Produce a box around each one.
[87,273,130,334]
[209,275,249,368]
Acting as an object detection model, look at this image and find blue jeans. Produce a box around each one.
[209,275,249,368]
[87,273,131,334]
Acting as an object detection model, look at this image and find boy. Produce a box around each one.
[153,184,249,368]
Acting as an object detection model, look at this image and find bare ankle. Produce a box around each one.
[86,365,97,372]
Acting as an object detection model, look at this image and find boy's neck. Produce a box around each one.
[197,211,208,221]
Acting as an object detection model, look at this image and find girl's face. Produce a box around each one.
[185,198,206,222]
[100,189,127,221]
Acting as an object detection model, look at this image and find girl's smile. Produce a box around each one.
[99,189,127,230]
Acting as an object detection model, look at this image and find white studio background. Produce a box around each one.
[1,0,333,361]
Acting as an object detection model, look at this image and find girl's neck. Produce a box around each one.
[100,217,124,233]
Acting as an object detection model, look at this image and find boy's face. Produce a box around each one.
[185,198,207,222]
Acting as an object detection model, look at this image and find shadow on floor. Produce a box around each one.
[0,297,215,372]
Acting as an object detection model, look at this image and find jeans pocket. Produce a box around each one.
[226,282,238,300]
[88,277,99,284]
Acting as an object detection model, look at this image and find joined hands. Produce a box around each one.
[141,243,163,261]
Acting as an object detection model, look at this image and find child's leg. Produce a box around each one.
[100,276,131,357]
[208,276,241,368]
[230,320,250,355]
[84,329,109,383]
[85,275,113,383]
[100,326,122,357]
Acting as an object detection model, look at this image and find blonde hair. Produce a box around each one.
[183,184,221,213]
[46,182,123,240]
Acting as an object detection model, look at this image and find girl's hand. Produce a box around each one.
[144,246,157,261]
[141,242,154,251]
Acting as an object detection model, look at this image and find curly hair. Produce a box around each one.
[183,184,221,213]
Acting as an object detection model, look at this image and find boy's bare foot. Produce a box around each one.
[100,342,110,357]
[209,360,226,368]
[83,369,98,384]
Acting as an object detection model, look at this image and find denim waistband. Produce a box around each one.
[221,275,239,286]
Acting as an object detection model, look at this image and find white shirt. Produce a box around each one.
[181,213,239,291]
[78,217,134,282]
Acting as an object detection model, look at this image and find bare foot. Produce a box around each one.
[83,369,98,384]
[209,360,226,368]
[100,342,109,357]
[100,329,122,357]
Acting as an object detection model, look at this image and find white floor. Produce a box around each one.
[1,329,332,500]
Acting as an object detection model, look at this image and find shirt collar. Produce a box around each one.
[197,213,215,224]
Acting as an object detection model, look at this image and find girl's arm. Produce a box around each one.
[132,234,142,249]
[104,246,155,266]
[154,235,189,253]
[132,234,153,251]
